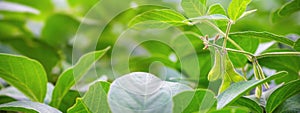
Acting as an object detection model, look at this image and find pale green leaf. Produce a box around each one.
[266,79,300,113]
[227,0,252,21]
[238,9,257,20]
[0,1,39,14]
[181,0,207,18]
[173,89,215,113]
[0,53,47,102]
[108,72,192,113]
[128,9,189,28]
[208,3,226,15]
[50,47,109,108]
[217,71,288,109]
[0,101,61,113]
[67,98,92,113]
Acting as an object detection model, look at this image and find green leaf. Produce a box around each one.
[68,0,99,16]
[188,14,228,22]
[229,31,294,46]
[227,0,252,21]
[108,72,192,113]
[217,71,288,109]
[42,14,80,47]
[68,81,111,113]
[232,97,263,113]
[208,3,226,15]
[50,47,109,108]
[6,0,53,14]
[59,90,80,113]
[173,89,215,113]
[258,50,300,83]
[67,98,92,113]
[0,53,47,102]
[181,0,207,18]
[273,93,300,113]
[0,1,39,14]
[294,38,300,51]
[209,107,250,113]
[238,9,257,19]
[0,101,61,113]
[128,9,189,28]
[266,79,300,113]
[278,0,300,17]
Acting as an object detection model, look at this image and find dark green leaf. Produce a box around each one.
[0,53,47,102]
[217,71,288,109]
[173,89,215,113]
[266,80,300,113]
[0,101,61,113]
[67,81,111,113]
[67,98,91,113]
[278,0,300,17]
[227,0,252,21]
[59,90,80,113]
[0,38,61,77]
[181,0,207,18]
[41,14,80,47]
[274,93,300,113]
[232,97,263,113]
[294,38,300,51]
[50,47,109,108]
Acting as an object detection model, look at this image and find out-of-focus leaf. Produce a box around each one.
[41,14,80,47]
[0,1,39,14]
[273,93,300,113]
[67,81,111,113]
[108,72,192,113]
[227,0,252,21]
[173,89,215,113]
[208,3,226,15]
[181,0,207,18]
[128,9,189,28]
[129,56,175,72]
[217,71,287,109]
[266,80,300,113]
[0,96,15,104]
[0,53,47,102]
[50,47,109,108]
[229,31,294,47]
[0,101,61,113]
[278,0,300,17]
[5,0,53,14]
[232,97,263,113]
[0,38,61,77]
[68,0,99,16]
[294,38,300,51]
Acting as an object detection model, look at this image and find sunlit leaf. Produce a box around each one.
[227,0,252,21]
[181,0,207,18]
[0,53,47,102]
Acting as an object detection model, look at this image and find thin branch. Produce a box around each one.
[256,52,300,59]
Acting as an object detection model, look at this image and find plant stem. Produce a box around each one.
[209,44,254,57]
[256,52,300,59]
[223,20,232,52]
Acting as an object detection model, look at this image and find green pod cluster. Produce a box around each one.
[208,47,226,81]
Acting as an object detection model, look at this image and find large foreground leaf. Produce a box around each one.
[50,47,109,108]
[0,53,47,102]
[217,71,288,109]
[266,79,300,113]
[0,101,61,113]
[108,72,192,113]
